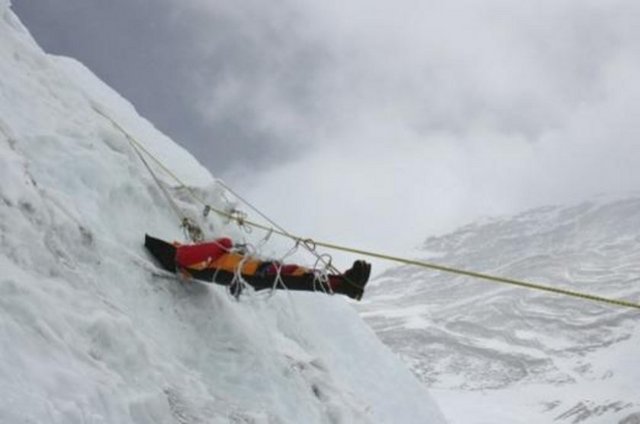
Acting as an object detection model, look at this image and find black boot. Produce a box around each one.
[337,260,371,300]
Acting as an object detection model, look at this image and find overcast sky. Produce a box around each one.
[13,0,640,268]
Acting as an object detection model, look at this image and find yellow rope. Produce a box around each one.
[93,106,640,311]
[311,241,640,310]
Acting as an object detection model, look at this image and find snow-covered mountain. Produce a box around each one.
[359,197,640,423]
[0,4,445,423]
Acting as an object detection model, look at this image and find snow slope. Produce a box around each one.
[360,197,640,423]
[0,4,445,423]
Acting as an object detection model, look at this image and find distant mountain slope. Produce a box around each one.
[0,3,445,423]
[360,197,640,423]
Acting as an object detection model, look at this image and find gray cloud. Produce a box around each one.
[13,0,333,173]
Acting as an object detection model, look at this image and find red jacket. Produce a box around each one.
[176,237,233,269]
[175,237,305,276]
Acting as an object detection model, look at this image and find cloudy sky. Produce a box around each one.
[13,0,640,268]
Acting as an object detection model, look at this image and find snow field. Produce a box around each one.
[0,4,445,423]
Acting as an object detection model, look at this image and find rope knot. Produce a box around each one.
[229,209,251,233]
[181,217,204,242]
[297,237,317,251]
